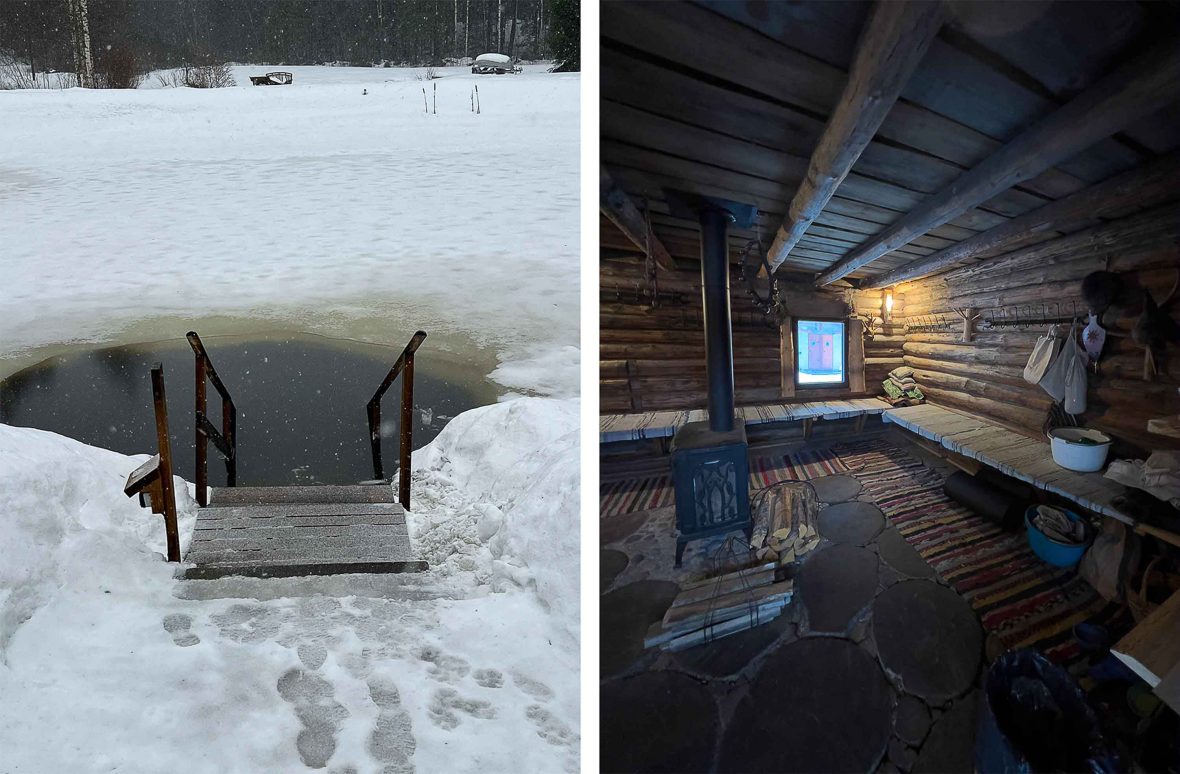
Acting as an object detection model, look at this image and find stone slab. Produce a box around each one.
[601,510,650,545]
[810,474,863,504]
[601,550,629,592]
[719,637,892,772]
[600,580,680,678]
[895,694,933,746]
[878,528,936,579]
[912,692,979,774]
[817,501,885,546]
[601,670,718,774]
[874,581,982,701]
[799,544,880,634]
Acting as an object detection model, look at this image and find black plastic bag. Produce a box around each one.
[975,649,1121,773]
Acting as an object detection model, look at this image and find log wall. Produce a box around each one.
[898,209,1180,456]
[600,254,905,413]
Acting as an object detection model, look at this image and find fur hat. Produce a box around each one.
[1081,271,1123,314]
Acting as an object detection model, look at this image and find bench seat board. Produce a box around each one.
[882,404,1135,526]
[600,398,890,443]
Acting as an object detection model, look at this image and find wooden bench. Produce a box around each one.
[599,398,891,444]
[881,403,1180,547]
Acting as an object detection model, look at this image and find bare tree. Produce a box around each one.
[66,0,94,88]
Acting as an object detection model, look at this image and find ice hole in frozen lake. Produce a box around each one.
[0,332,500,486]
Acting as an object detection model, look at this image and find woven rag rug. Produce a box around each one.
[599,436,1124,673]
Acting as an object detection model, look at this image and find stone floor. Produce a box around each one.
[601,444,985,773]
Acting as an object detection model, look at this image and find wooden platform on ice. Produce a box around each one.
[183,484,427,579]
[600,398,890,443]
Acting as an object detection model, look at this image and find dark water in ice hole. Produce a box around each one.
[0,334,500,487]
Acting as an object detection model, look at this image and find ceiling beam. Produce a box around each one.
[599,165,676,270]
[866,151,1180,288]
[767,0,945,273]
[815,36,1180,286]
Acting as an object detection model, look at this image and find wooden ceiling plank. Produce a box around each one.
[693,0,1130,188]
[816,38,1180,285]
[763,0,944,273]
[600,165,677,271]
[866,150,1180,288]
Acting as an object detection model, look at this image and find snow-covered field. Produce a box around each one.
[0,64,580,772]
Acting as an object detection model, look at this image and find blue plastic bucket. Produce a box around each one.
[1025,506,1091,567]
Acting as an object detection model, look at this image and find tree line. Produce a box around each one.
[0,0,579,81]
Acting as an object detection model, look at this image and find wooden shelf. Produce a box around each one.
[1113,590,1180,713]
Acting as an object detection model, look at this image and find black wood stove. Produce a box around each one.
[667,193,757,566]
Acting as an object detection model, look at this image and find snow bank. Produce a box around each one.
[0,424,194,661]
[408,397,580,632]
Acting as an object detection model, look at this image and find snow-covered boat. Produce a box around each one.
[471,53,520,75]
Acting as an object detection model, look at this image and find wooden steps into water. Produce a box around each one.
[183,484,427,580]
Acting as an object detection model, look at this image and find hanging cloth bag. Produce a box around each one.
[1040,322,1088,414]
[1024,325,1062,384]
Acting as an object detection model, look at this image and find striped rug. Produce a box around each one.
[600,437,1124,672]
[830,437,1125,672]
[599,449,850,518]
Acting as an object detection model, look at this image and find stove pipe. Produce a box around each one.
[698,207,736,433]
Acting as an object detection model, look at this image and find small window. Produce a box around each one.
[794,319,847,386]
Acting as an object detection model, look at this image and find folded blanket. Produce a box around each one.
[1032,505,1087,544]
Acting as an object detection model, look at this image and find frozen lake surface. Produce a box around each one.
[0,63,579,397]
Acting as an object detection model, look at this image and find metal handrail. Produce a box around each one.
[367,330,427,508]
[186,331,237,506]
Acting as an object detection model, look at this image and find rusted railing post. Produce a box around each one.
[194,348,208,506]
[366,330,427,510]
[187,331,238,503]
[151,364,181,562]
[399,348,415,509]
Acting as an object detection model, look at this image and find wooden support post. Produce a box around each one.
[600,164,676,271]
[802,418,814,440]
[854,414,867,434]
[195,352,208,506]
[399,351,415,510]
[151,364,181,563]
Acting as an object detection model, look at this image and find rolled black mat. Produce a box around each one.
[944,471,1027,531]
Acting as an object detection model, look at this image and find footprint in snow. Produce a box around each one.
[367,676,417,774]
[212,603,285,643]
[511,671,555,701]
[473,668,504,688]
[427,688,496,731]
[416,646,470,684]
[277,667,350,769]
[526,704,579,749]
[162,614,199,647]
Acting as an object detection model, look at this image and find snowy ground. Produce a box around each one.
[0,64,580,772]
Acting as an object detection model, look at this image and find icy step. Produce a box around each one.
[208,484,395,506]
[184,487,426,580]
